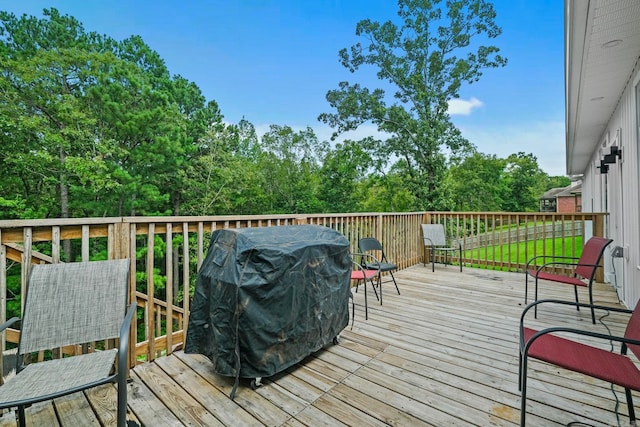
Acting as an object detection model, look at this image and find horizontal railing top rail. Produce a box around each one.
[1,211,607,374]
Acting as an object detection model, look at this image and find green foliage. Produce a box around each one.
[319,0,507,209]
[0,5,563,225]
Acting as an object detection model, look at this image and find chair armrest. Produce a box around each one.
[521,325,640,356]
[533,260,601,275]
[351,252,381,273]
[118,303,137,374]
[519,299,634,349]
[0,317,20,333]
[526,255,579,270]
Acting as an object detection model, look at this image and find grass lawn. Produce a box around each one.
[464,236,584,266]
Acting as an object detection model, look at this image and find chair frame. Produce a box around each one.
[350,252,381,322]
[0,260,136,427]
[358,237,400,296]
[519,299,640,426]
[421,224,462,272]
[524,236,613,324]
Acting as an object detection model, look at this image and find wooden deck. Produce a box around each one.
[1,265,633,426]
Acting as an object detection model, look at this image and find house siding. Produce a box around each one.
[557,195,582,212]
[582,62,640,308]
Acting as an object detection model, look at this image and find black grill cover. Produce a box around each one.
[185,225,351,379]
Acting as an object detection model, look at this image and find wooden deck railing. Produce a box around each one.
[0,211,606,373]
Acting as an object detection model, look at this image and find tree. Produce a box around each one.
[0,9,114,221]
[258,125,327,214]
[318,140,372,212]
[502,152,547,212]
[319,0,506,209]
[445,152,507,211]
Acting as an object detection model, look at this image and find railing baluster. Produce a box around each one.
[0,211,609,365]
[165,223,173,356]
[146,223,155,362]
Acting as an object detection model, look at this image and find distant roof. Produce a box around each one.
[557,183,582,197]
[540,183,582,199]
[541,187,566,199]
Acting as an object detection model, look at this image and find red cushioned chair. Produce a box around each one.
[350,252,381,322]
[525,236,613,324]
[519,299,640,426]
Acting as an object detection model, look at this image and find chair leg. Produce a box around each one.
[349,292,355,328]
[423,245,426,267]
[18,405,26,427]
[389,271,400,295]
[588,286,596,324]
[525,273,529,304]
[117,366,129,427]
[534,278,539,318]
[520,356,528,427]
[431,245,435,272]
[573,285,580,312]
[369,277,379,301]
[625,387,636,422]
[518,351,522,391]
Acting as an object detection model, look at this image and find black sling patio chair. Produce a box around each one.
[0,259,137,427]
[358,237,400,298]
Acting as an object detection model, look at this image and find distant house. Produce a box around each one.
[539,188,562,212]
[565,0,640,307]
[539,183,582,213]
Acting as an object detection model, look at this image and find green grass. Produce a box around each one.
[464,236,584,265]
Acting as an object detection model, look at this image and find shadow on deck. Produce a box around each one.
[1,265,631,426]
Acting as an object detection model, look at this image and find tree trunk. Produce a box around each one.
[60,147,72,261]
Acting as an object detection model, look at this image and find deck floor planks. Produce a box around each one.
[4,265,636,426]
[154,354,261,426]
[127,370,184,426]
[310,393,390,427]
[53,392,101,426]
[134,361,224,426]
[174,351,292,427]
[84,383,137,427]
[324,382,432,426]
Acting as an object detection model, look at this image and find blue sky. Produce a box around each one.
[1,1,566,175]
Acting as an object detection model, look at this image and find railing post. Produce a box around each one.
[0,231,5,385]
[376,214,384,243]
[111,221,131,260]
[593,213,606,283]
[110,221,136,373]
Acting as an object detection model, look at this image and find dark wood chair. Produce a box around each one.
[525,236,613,323]
[519,299,640,426]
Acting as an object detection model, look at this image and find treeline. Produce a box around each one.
[0,6,568,222]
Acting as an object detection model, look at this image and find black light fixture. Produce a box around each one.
[610,145,622,160]
[597,160,609,174]
[599,146,622,171]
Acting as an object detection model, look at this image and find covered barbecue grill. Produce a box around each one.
[185,224,351,394]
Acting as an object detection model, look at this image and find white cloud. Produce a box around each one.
[447,97,484,116]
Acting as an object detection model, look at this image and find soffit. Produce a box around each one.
[565,0,640,175]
